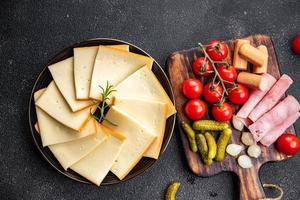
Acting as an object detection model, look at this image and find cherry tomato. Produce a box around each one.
[217,64,237,83]
[211,102,233,122]
[206,40,229,61]
[228,84,249,105]
[276,133,300,155]
[292,35,300,55]
[184,99,207,120]
[182,78,203,99]
[192,57,213,76]
[203,82,224,103]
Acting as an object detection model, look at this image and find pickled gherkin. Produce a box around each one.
[165,181,181,200]
[181,121,197,152]
[192,120,229,131]
[215,128,232,161]
[196,134,212,165]
[204,132,217,160]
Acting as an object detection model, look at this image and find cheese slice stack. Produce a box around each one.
[74,45,129,100]
[36,81,96,131]
[70,123,126,186]
[48,57,94,112]
[102,106,156,180]
[113,97,167,159]
[112,66,176,117]
[89,46,153,100]
[34,88,96,146]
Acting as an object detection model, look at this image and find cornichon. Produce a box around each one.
[215,128,232,162]
[165,181,181,200]
[181,121,197,152]
[192,120,229,131]
[196,134,212,165]
[204,132,217,160]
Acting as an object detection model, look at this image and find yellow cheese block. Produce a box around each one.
[112,66,176,118]
[48,57,94,112]
[35,81,96,131]
[89,46,153,100]
[70,123,126,186]
[102,106,156,180]
[113,97,167,159]
[74,45,129,100]
[34,88,96,146]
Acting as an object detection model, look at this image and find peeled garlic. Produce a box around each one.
[247,145,261,158]
[241,132,255,146]
[232,115,244,131]
[237,155,253,168]
[226,144,244,157]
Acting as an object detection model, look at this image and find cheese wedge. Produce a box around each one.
[48,57,93,112]
[112,66,176,117]
[74,45,129,100]
[89,46,153,100]
[70,123,126,186]
[102,107,156,180]
[47,118,107,170]
[35,81,96,131]
[34,88,96,146]
[113,97,167,159]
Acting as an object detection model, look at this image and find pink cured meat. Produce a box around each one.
[236,73,276,119]
[260,112,300,147]
[248,96,300,141]
[236,117,252,127]
[248,74,293,122]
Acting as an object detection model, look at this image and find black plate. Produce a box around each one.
[28,38,176,185]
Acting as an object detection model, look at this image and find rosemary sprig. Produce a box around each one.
[90,81,117,126]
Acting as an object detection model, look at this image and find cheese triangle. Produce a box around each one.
[70,123,126,186]
[112,66,176,117]
[48,57,93,112]
[34,88,96,146]
[47,118,107,170]
[102,106,156,180]
[113,97,167,159]
[89,46,153,100]
[74,45,129,100]
[35,81,96,131]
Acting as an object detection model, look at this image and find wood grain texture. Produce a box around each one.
[166,34,295,200]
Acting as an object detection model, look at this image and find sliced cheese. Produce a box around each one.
[48,57,93,112]
[112,66,176,117]
[34,88,96,146]
[102,106,156,180]
[48,118,107,170]
[74,45,129,100]
[35,81,96,131]
[113,97,167,159]
[70,123,126,186]
[89,46,152,100]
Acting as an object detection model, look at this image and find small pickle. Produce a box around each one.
[215,128,232,162]
[196,134,212,165]
[204,132,217,160]
[165,182,181,200]
[181,121,197,152]
[192,120,229,131]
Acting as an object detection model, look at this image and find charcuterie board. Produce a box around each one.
[166,34,295,200]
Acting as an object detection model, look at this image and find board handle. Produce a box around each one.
[236,168,265,200]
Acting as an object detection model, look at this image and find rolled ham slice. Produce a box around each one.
[248,96,300,141]
[236,73,276,119]
[260,112,300,147]
[248,74,293,122]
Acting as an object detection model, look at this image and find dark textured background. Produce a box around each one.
[0,0,299,199]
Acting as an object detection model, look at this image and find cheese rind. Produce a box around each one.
[89,46,151,100]
[112,66,176,117]
[35,81,95,131]
[113,97,167,159]
[102,107,156,180]
[70,123,126,186]
[74,45,129,100]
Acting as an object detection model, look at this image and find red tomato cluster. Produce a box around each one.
[183,40,250,122]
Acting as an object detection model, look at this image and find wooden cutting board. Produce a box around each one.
[166,34,295,200]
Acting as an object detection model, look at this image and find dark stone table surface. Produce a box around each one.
[0,0,299,199]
